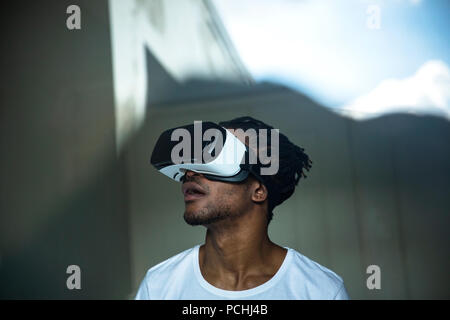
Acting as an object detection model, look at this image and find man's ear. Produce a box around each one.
[251,180,268,203]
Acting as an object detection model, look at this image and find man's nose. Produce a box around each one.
[183,170,203,181]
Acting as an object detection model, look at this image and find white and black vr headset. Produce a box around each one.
[151,121,257,183]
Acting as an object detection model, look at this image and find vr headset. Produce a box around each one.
[150,121,253,183]
[151,121,282,210]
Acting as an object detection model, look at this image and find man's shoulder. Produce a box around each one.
[143,245,197,282]
[136,246,197,299]
[287,248,346,297]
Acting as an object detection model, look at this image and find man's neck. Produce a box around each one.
[199,209,287,291]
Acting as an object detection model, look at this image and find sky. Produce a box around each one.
[213,0,450,120]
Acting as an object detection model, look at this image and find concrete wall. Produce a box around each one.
[0,0,131,299]
[109,0,250,151]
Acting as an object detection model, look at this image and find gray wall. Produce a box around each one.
[126,85,450,299]
[0,0,131,299]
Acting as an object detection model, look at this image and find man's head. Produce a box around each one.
[181,116,312,226]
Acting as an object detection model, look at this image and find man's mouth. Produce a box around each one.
[182,182,207,202]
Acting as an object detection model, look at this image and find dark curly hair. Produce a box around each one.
[219,116,312,224]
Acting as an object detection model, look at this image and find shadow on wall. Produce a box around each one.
[0,0,132,299]
[0,156,131,299]
[124,48,450,299]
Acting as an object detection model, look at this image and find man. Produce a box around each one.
[136,116,349,299]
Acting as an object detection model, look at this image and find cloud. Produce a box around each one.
[337,60,450,120]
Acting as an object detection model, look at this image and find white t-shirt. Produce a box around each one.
[135,245,349,300]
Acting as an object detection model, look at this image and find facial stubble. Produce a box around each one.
[183,186,245,226]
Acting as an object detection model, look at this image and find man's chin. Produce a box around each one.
[183,211,208,226]
[183,210,224,226]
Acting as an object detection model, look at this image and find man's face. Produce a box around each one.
[181,171,253,226]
